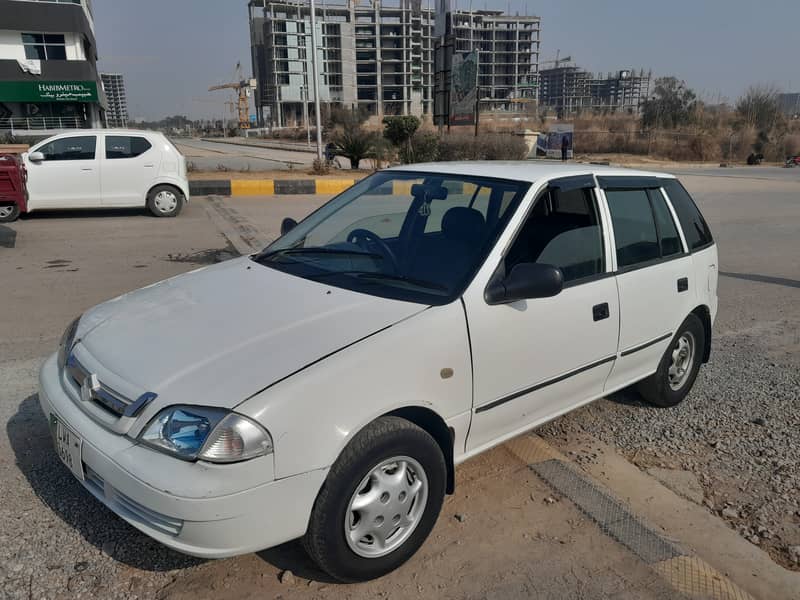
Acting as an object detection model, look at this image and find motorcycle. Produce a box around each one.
[784,155,800,168]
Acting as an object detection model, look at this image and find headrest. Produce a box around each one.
[442,206,486,244]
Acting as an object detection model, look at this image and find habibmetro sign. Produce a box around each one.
[0,81,99,103]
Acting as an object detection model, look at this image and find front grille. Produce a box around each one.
[65,355,134,417]
[83,465,183,537]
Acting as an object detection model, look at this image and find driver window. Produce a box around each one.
[505,187,606,284]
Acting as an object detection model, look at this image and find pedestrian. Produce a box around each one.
[561,135,570,161]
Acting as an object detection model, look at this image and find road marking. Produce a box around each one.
[504,434,756,600]
[203,195,269,255]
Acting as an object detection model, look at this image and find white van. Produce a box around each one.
[21,129,189,218]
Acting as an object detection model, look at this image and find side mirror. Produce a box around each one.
[280,217,298,236]
[28,151,45,162]
[485,262,564,305]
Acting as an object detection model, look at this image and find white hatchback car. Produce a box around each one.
[22,129,189,218]
[39,163,717,581]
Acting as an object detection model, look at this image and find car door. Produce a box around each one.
[464,176,620,453]
[25,135,101,209]
[100,134,160,206]
[598,177,696,392]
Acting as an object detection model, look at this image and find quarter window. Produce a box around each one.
[605,189,660,268]
[22,33,67,60]
[662,180,713,251]
[506,187,605,283]
[37,136,96,161]
[105,136,152,159]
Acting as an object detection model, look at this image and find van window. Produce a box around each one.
[38,136,96,161]
[505,187,605,283]
[106,136,152,159]
[662,180,713,251]
[605,189,660,268]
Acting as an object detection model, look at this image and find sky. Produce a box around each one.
[94,0,800,121]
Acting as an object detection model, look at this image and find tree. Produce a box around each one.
[736,85,781,130]
[641,77,698,129]
[382,116,421,161]
[332,128,377,170]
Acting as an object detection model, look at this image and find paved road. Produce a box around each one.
[175,138,319,171]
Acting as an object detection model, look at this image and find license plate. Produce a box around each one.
[50,414,84,481]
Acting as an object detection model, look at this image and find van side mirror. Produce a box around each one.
[28,151,45,162]
[280,217,298,235]
[484,262,564,305]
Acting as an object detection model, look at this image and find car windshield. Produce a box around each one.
[253,171,530,305]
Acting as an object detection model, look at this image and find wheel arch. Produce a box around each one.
[691,304,712,363]
[384,406,456,495]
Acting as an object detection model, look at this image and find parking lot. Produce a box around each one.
[1,167,799,599]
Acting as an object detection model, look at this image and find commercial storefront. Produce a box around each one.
[0,0,105,131]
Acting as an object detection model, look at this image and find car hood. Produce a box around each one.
[75,257,426,413]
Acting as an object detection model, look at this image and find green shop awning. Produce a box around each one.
[0,81,98,103]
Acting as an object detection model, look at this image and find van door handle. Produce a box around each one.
[677,277,689,292]
[592,303,610,321]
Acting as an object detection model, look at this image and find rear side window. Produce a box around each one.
[106,136,152,159]
[650,190,682,257]
[605,189,660,268]
[662,179,713,251]
[505,187,605,283]
[39,136,96,161]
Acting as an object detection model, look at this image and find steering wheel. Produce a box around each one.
[347,228,399,273]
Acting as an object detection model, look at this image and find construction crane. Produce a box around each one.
[539,50,573,70]
[208,62,256,130]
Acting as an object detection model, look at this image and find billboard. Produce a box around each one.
[0,81,98,103]
[449,50,478,126]
[537,124,574,159]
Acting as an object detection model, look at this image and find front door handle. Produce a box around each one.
[592,302,610,321]
[80,167,93,171]
[677,277,689,292]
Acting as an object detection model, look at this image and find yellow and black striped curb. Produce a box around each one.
[189,178,357,197]
[505,435,756,600]
[188,179,478,198]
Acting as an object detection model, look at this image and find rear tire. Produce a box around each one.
[146,185,183,217]
[303,416,446,582]
[0,204,20,223]
[637,313,705,408]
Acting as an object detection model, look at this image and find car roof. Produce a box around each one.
[48,129,163,137]
[387,161,674,184]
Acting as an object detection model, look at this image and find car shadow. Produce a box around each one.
[257,541,338,584]
[7,394,204,572]
[605,386,651,408]
[20,207,150,220]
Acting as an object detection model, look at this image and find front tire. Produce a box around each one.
[0,204,20,223]
[637,313,706,408]
[303,416,446,582]
[146,185,183,217]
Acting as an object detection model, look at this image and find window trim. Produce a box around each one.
[35,134,97,161]
[104,135,152,160]
[659,178,715,254]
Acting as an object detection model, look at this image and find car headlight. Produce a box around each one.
[139,405,273,463]
[57,316,81,370]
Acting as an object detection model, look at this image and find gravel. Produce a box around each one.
[540,331,800,570]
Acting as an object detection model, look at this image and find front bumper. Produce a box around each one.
[38,354,327,558]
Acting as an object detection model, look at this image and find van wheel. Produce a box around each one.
[147,185,183,217]
[637,313,705,408]
[303,416,446,582]
[0,204,20,223]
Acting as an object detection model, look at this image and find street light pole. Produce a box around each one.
[309,0,324,161]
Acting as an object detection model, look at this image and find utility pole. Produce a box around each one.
[309,0,324,161]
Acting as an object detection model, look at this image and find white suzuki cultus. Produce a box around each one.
[39,163,718,581]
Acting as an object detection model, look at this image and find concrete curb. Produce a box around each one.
[189,178,356,197]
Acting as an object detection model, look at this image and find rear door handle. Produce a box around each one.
[143,163,155,168]
[80,167,93,171]
[677,277,689,292]
[592,302,610,321]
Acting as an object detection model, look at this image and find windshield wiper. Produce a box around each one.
[254,247,384,262]
[351,272,448,292]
